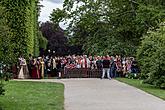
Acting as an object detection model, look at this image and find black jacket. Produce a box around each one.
[102,60,110,68]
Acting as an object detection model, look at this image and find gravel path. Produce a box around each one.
[15,79,165,110]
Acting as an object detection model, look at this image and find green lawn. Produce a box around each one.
[116,78,165,100]
[0,81,64,110]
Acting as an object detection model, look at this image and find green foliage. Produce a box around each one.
[38,31,48,50]
[33,1,40,57]
[137,23,165,89]
[34,34,40,57]
[0,83,5,95]
[0,6,10,95]
[50,0,165,56]
[0,0,42,96]
[50,8,67,24]
[0,0,41,94]
[125,72,139,79]
[0,6,14,64]
[0,62,12,95]
[0,0,40,62]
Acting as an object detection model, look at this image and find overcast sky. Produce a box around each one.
[39,0,64,22]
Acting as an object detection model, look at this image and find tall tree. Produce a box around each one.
[0,5,13,64]
[0,0,41,62]
[137,22,165,88]
[40,22,68,56]
[50,0,165,55]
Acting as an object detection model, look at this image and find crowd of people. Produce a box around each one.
[16,54,140,79]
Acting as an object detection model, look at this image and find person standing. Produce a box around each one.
[31,58,40,79]
[102,56,111,79]
[18,56,29,79]
[122,58,127,77]
[81,55,88,68]
[116,55,122,77]
[110,58,117,78]
[46,59,52,77]
[40,57,45,79]
[51,57,57,77]
[126,58,132,73]
[56,58,62,79]
[96,56,103,78]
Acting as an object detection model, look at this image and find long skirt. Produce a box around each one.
[31,67,40,79]
[18,66,29,79]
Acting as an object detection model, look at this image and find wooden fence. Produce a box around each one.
[62,68,102,78]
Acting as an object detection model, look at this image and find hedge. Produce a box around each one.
[137,23,165,89]
[0,0,40,63]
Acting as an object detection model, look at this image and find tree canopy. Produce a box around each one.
[137,22,165,89]
[50,0,165,56]
[40,22,68,56]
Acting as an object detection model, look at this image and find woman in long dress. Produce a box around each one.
[18,57,29,79]
[40,58,45,79]
[31,58,40,79]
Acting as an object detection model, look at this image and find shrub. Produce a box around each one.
[0,63,12,95]
[137,23,165,89]
[126,73,140,79]
[0,0,40,62]
[38,31,48,50]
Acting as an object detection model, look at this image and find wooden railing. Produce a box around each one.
[62,68,102,78]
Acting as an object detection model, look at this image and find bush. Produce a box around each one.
[0,0,40,62]
[0,83,5,95]
[0,63,12,95]
[126,73,140,79]
[38,31,48,50]
[137,23,165,89]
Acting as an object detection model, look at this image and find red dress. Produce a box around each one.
[31,61,40,79]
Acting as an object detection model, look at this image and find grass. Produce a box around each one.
[116,78,165,100]
[0,81,64,110]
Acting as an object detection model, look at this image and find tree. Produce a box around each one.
[50,8,67,25]
[50,0,165,56]
[40,22,68,56]
[137,23,165,89]
[0,5,12,95]
[38,31,48,50]
[0,0,41,61]
[0,5,13,64]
